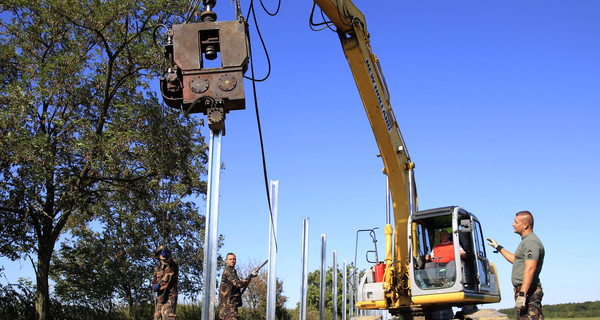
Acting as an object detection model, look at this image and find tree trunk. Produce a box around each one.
[35,234,55,320]
[125,286,133,319]
[35,251,51,319]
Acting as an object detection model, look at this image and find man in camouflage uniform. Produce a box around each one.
[151,246,179,320]
[218,253,257,320]
[488,211,545,320]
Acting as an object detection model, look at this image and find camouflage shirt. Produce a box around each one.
[218,265,249,319]
[151,259,179,303]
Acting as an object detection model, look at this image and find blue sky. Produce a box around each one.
[3,0,599,313]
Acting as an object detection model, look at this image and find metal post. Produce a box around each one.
[332,250,338,320]
[300,218,309,320]
[349,264,355,319]
[266,180,279,320]
[342,260,347,320]
[355,272,359,317]
[201,129,222,320]
[319,234,327,320]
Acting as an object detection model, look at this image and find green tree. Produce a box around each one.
[237,261,290,320]
[0,0,205,319]
[305,264,362,320]
[0,279,35,319]
[49,102,213,319]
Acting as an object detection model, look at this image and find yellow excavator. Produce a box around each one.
[159,0,507,318]
[312,1,506,319]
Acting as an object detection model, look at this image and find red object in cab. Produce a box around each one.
[374,263,386,282]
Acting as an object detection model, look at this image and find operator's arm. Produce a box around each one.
[458,245,466,260]
[155,263,178,291]
[498,247,515,264]
[226,269,250,288]
[151,267,160,291]
[488,238,514,263]
[519,259,537,294]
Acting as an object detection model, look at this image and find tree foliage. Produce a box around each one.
[0,0,209,319]
[235,261,291,320]
[0,279,132,320]
[49,101,213,318]
[0,280,35,320]
[303,264,362,320]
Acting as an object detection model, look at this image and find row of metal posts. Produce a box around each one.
[200,131,359,320]
[299,218,359,320]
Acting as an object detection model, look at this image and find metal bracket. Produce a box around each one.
[160,17,249,132]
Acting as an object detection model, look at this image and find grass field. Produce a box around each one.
[546,318,600,320]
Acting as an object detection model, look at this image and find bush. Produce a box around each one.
[0,281,35,319]
[176,302,203,320]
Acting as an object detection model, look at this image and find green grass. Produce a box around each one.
[548,318,600,320]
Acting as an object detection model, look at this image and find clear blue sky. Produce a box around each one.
[3,0,599,313]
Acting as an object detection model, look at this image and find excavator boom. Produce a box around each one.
[314,0,416,309]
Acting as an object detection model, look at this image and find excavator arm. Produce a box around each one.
[313,0,417,309]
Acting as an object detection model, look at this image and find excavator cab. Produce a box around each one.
[408,206,501,307]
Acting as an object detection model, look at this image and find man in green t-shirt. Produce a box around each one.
[487,211,545,320]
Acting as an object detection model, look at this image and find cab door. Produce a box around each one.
[472,219,491,291]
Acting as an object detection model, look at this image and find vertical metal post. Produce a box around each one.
[201,129,222,320]
[300,218,309,320]
[342,260,347,320]
[332,250,338,320]
[354,273,359,317]
[266,180,279,320]
[319,234,327,320]
[349,265,354,319]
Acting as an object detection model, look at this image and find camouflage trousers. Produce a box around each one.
[219,305,239,320]
[154,296,177,320]
[515,285,544,320]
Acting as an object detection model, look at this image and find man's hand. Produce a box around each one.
[250,270,258,278]
[516,294,527,310]
[487,238,499,249]
[487,238,503,253]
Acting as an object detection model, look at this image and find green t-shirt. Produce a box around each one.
[511,232,544,287]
